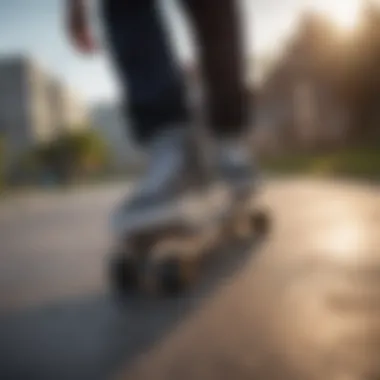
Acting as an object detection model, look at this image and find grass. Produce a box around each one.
[1,146,378,199]
[262,146,380,182]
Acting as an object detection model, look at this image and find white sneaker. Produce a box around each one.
[111,127,209,237]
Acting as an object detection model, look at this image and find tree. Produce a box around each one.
[340,1,380,142]
[35,128,110,184]
[285,3,380,145]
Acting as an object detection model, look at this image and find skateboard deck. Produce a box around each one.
[108,184,270,297]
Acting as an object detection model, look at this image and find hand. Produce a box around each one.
[66,0,97,55]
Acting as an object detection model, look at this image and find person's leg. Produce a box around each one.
[101,0,189,145]
[181,0,257,193]
[181,0,251,136]
[101,0,205,236]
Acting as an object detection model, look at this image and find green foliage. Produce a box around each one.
[263,146,380,180]
[19,128,110,185]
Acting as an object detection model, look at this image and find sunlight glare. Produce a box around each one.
[308,0,361,30]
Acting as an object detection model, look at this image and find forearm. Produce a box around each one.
[66,0,88,28]
[67,0,87,17]
[67,0,86,8]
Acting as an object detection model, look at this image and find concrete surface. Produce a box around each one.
[0,179,379,380]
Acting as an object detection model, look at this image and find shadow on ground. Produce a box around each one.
[0,236,264,380]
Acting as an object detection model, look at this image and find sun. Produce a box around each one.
[308,0,361,30]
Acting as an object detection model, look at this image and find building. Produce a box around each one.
[258,12,349,152]
[49,78,89,133]
[0,55,89,169]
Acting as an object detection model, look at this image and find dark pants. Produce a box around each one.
[101,0,251,145]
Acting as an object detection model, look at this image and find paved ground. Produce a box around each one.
[0,179,379,380]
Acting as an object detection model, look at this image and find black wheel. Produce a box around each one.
[109,253,140,295]
[250,210,271,236]
[157,256,198,295]
[157,258,184,295]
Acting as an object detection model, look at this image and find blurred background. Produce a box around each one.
[0,1,380,380]
[0,0,379,190]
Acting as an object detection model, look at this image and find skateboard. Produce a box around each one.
[108,185,270,297]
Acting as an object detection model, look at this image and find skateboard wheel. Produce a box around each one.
[158,258,183,294]
[157,257,199,295]
[109,254,139,294]
[250,210,270,235]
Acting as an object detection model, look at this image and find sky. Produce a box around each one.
[0,0,364,104]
